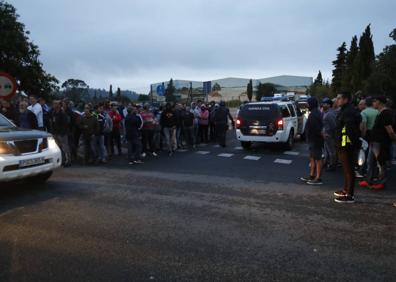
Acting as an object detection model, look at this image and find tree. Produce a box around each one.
[109,84,113,99]
[165,78,176,103]
[116,87,121,101]
[212,82,221,92]
[366,28,396,102]
[331,42,347,93]
[61,79,89,103]
[342,36,359,92]
[0,1,58,99]
[256,83,276,101]
[246,79,253,102]
[354,25,375,93]
[314,71,323,85]
[138,94,150,102]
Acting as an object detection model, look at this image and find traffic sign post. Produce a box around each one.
[156,84,165,97]
[0,72,17,100]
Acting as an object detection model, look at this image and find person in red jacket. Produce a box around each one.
[108,103,122,156]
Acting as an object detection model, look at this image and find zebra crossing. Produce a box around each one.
[180,144,302,165]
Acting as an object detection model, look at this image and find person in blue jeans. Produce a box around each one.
[125,106,144,164]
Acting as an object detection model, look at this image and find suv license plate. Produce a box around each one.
[19,157,45,168]
[250,129,266,135]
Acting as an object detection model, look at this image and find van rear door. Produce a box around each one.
[238,104,280,136]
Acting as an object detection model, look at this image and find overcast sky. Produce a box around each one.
[11,0,396,93]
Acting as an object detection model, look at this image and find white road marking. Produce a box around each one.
[196,151,210,155]
[213,144,221,148]
[284,151,300,156]
[218,153,234,158]
[244,155,261,161]
[274,158,293,165]
[234,146,243,150]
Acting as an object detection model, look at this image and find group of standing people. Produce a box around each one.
[302,92,396,204]
[1,96,235,166]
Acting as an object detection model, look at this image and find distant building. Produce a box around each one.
[150,75,313,103]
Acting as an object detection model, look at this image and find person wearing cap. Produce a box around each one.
[366,96,396,186]
[333,92,362,203]
[300,97,324,185]
[322,98,337,171]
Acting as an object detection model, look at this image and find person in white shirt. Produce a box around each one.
[28,95,44,129]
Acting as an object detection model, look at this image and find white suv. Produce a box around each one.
[0,114,62,183]
[236,99,303,149]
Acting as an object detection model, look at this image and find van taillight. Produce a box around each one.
[277,119,284,130]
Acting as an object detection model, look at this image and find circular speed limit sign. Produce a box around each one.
[0,72,17,100]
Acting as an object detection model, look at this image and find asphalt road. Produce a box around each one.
[0,132,395,281]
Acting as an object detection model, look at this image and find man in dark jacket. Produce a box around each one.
[161,103,177,156]
[51,100,71,166]
[15,100,38,129]
[300,97,324,185]
[334,92,362,203]
[213,101,234,147]
[125,106,143,164]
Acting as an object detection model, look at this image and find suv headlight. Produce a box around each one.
[47,137,59,150]
[0,141,15,155]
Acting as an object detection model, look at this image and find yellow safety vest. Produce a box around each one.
[341,126,351,147]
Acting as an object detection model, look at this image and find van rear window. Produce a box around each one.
[239,104,279,120]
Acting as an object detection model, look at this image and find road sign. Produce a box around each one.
[0,72,17,100]
[156,84,165,97]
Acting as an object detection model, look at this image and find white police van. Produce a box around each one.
[0,114,62,183]
[236,97,305,149]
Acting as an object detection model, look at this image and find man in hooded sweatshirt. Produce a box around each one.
[300,97,324,185]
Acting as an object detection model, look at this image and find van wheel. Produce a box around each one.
[241,141,252,150]
[32,171,53,183]
[285,130,294,150]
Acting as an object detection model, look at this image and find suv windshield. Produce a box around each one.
[239,104,280,120]
[0,114,15,128]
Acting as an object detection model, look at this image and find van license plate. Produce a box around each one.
[19,157,45,168]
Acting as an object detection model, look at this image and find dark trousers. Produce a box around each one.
[216,124,228,147]
[183,126,194,148]
[83,135,96,162]
[128,137,142,162]
[142,129,154,153]
[339,148,356,196]
[199,124,209,143]
[111,128,121,154]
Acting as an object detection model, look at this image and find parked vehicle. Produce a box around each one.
[235,98,302,149]
[0,114,62,183]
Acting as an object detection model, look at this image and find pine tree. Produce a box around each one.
[246,79,253,101]
[109,84,113,99]
[331,42,347,93]
[342,36,359,92]
[165,78,176,103]
[116,87,121,101]
[354,24,375,92]
[314,71,323,85]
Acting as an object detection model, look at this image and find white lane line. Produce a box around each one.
[234,146,243,150]
[218,153,234,158]
[274,158,293,165]
[284,151,300,156]
[196,151,210,155]
[244,155,261,161]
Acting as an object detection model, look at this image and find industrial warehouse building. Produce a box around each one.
[150,75,313,102]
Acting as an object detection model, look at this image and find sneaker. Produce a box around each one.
[134,160,144,164]
[300,175,314,182]
[355,171,364,178]
[334,195,355,204]
[334,190,348,197]
[370,183,385,190]
[152,152,158,157]
[307,179,323,185]
[128,161,135,165]
[393,202,396,208]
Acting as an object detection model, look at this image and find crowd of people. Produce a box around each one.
[0,96,235,166]
[302,92,396,204]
